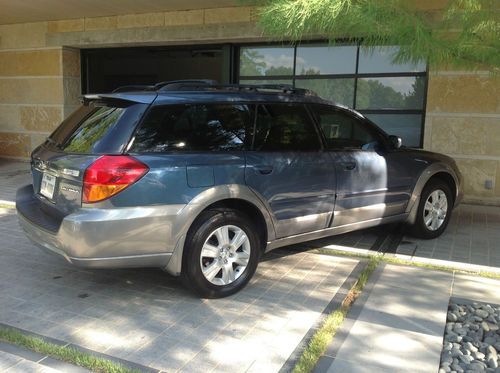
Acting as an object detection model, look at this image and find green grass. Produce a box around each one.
[0,203,15,209]
[0,327,142,373]
[292,257,380,373]
[313,248,500,279]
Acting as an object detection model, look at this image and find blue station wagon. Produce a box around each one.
[16,81,463,297]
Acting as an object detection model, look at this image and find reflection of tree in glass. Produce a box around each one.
[132,105,250,152]
[356,78,423,109]
[295,68,355,107]
[64,108,124,153]
[240,49,293,77]
[240,49,267,76]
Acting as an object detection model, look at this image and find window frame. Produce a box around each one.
[236,41,428,148]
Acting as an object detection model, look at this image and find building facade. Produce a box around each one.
[0,2,499,204]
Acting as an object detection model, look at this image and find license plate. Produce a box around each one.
[40,173,56,200]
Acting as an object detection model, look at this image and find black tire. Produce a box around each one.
[409,179,453,239]
[181,209,261,298]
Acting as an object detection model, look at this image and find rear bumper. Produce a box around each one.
[16,184,185,269]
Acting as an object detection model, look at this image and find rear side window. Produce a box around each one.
[131,104,252,152]
[253,104,321,151]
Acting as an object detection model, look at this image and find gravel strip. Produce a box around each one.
[440,302,500,373]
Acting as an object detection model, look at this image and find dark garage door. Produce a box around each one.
[81,45,234,93]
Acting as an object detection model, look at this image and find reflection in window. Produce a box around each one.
[239,47,294,77]
[254,104,321,151]
[358,46,426,73]
[356,77,425,109]
[295,79,355,107]
[365,114,422,148]
[131,104,252,152]
[63,107,125,153]
[296,45,357,75]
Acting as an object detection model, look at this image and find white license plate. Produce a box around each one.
[40,173,56,200]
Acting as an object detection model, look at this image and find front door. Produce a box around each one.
[245,103,336,238]
[311,104,413,227]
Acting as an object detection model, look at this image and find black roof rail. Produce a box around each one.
[155,80,218,91]
[111,80,318,97]
[112,85,155,93]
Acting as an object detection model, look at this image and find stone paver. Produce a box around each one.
[0,160,30,204]
[0,198,360,372]
[397,204,500,269]
[319,264,453,373]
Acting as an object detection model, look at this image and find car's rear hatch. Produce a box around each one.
[27,93,154,220]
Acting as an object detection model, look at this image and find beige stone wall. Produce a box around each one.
[0,5,498,204]
[424,71,500,205]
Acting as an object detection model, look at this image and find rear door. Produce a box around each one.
[31,99,149,215]
[245,103,336,238]
[311,104,413,226]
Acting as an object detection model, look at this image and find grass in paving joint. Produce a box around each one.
[0,327,141,373]
[312,248,500,279]
[293,257,380,373]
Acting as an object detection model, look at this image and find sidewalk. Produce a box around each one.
[315,264,500,373]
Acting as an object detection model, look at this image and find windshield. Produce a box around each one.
[45,101,148,154]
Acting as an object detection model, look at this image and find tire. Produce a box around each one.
[409,179,453,239]
[181,209,261,298]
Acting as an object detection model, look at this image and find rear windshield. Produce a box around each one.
[46,101,147,154]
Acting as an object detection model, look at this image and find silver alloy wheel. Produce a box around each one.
[423,189,448,231]
[200,224,251,286]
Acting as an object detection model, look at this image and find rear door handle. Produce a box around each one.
[255,165,274,175]
[341,162,357,171]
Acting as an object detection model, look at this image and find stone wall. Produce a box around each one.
[0,5,499,204]
[424,71,500,205]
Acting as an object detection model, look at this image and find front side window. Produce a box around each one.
[131,104,252,152]
[253,104,321,152]
[313,105,381,150]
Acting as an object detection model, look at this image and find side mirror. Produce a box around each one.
[388,135,402,149]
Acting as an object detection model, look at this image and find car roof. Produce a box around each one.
[81,80,358,115]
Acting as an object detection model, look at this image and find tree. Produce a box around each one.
[246,0,499,72]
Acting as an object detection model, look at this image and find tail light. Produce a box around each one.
[83,155,148,203]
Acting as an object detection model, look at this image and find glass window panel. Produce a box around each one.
[254,104,321,151]
[359,46,426,73]
[131,104,252,152]
[355,76,425,110]
[364,113,422,148]
[239,47,294,77]
[295,79,355,107]
[296,45,357,75]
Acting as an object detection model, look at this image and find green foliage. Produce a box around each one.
[249,0,500,71]
[292,257,379,373]
[0,327,141,373]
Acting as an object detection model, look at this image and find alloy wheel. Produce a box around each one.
[200,225,251,286]
[423,189,448,231]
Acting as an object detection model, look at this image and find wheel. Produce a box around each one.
[409,180,453,239]
[181,209,261,298]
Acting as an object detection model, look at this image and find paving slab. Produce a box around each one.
[318,263,453,373]
[451,273,500,305]
[0,200,361,372]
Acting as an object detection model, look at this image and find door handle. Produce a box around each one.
[255,165,274,175]
[341,162,357,171]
